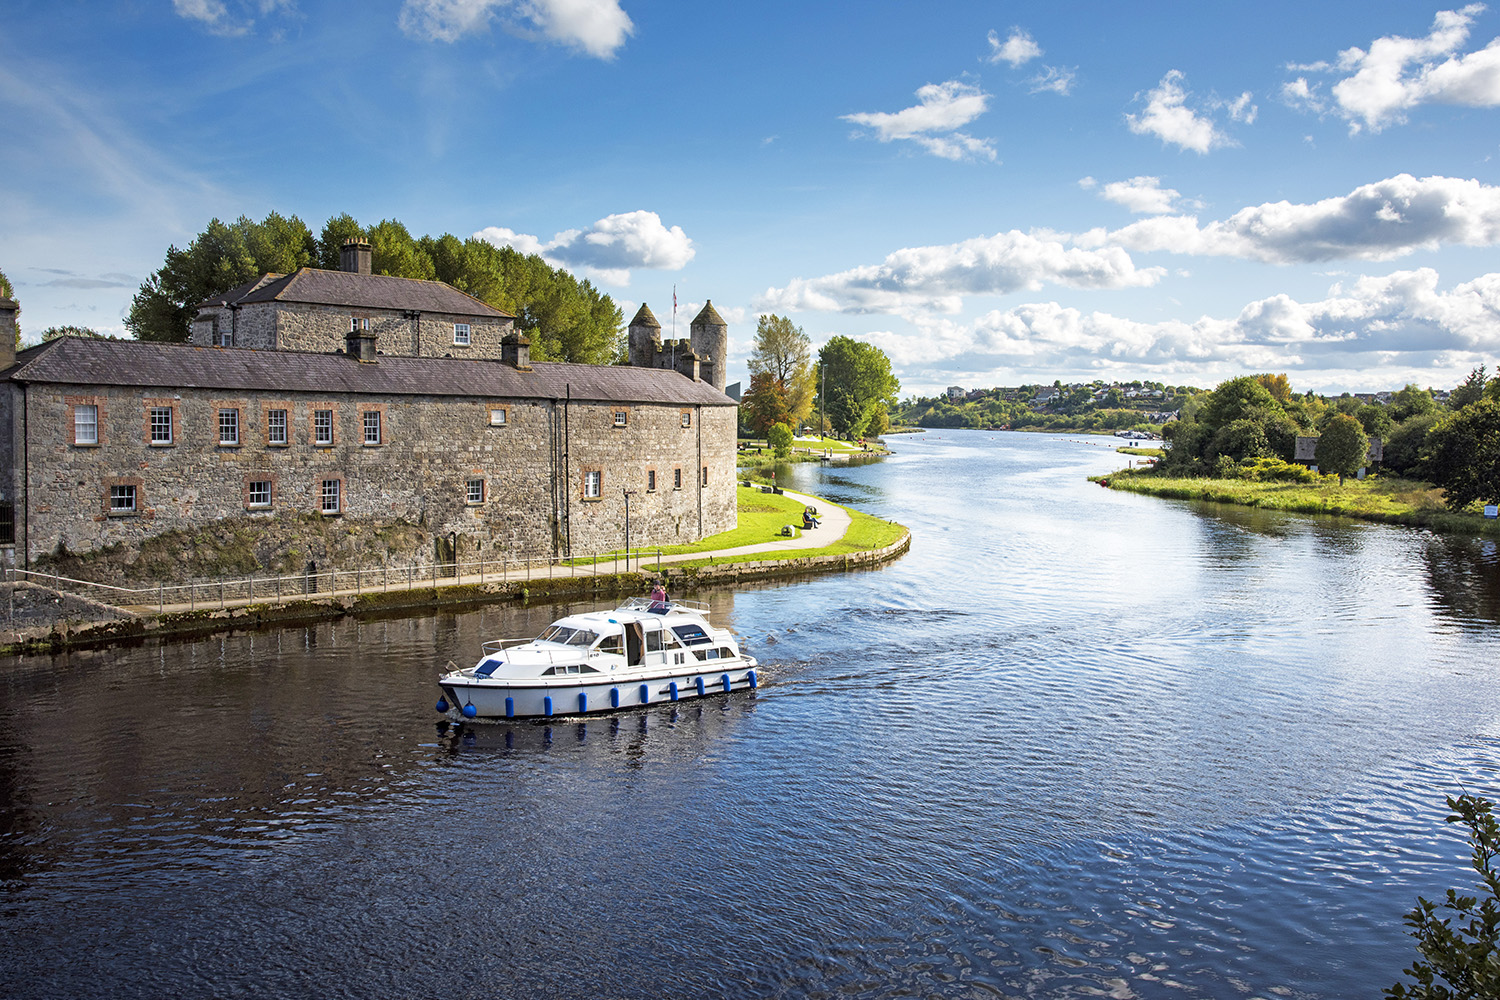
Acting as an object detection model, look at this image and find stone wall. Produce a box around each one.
[189,302,515,358]
[12,381,736,568]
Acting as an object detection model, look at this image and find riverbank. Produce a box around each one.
[0,489,910,656]
[1102,467,1500,536]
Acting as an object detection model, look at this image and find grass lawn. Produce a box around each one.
[1104,468,1500,536]
[569,485,908,567]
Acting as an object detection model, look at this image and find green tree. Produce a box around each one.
[1387,794,1500,1000]
[1450,366,1490,411]
[767,422,793,457]
[367,219,436,280]
[1,267,17,348]
[749,315,814,429]
[1425,399,1500,511]
[41,325,106,340]
[1315,413,1369,484]
[316,213,366,270]
[1358,403,1394,439]
[1392,385,1442,422]
[1384,412,1443,477]
[818,336,899,439]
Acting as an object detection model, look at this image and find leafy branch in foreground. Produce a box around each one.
[1387,794,1500,999]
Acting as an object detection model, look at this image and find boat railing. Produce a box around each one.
[480,638,533,656]
[616,596,710,614]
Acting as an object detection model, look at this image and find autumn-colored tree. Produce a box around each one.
[748,315,814,429]
[741,370,791,436]
[1256,372,1293,405]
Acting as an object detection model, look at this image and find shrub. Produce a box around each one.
[1239,456,1317,483]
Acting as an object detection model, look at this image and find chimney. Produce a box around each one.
[501,331,531,370]
[340,238,372,275]
[346,317,378,362]
[0,296,17,369]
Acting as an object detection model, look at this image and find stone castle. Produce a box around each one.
[0,242,738,572]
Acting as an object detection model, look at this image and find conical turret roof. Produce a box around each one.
[690,300,726,327]
[630,303,661,329]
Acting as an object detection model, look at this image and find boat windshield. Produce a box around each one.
[537,625,599,647]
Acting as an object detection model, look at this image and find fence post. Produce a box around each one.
[220,576,225,608]
[159,583,163,613]
[248,574,253,602]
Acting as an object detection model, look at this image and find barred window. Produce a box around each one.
[363,410,381,445]
[674,468,682,489]
[321,479,341,514]
[219,408,239,445]
[613,410,628,427]
[268,409,288,445]
[647,470,656,492]
[247,481,272,507]
[466,478,485,504]
[150,407,173,444]
[454,323,471,346]
[74,404,98,445]
[314,409,333,445]
[110,484,136,512]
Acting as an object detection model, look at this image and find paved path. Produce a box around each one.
[113,489,855,615]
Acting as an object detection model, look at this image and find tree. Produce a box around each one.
[741,370,791,436]
[767,422,793,457]
[1256,372,1293,405]
[41,325,106,340]
[1358,403,1394,439]
[1450,366,1490,411]
[817,336,899,439]
[1392,385,1442,422]
[1425,399,1500,511]
[748,315,814,428]
[1315,413,1369,484]
[1387,794,1500,999]
[1384,412,1443,477]
[0,266,17,348]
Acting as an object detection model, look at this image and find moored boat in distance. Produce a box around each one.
[436,597,759,720]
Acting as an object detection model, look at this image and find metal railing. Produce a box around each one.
[3,548,671,613]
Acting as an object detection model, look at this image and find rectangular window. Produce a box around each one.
[489,407,507,426]
[674,468,682,489]
[215,328,233,347]
[454,323,471,346]
[363,410,381,445]
[584,470,602,498]
[151,407,173,444]
[647,470,656,492]
[74,404,98,445]
[110,484,136,512]
[314,409,333,445]
[466,478,485,504]
[702,466,709,487]
[247,480,272,507]
[268,408,288,445]
[321,479,341,514]
[219,408,239,445]
[613,410,628,427]
[681,411,692,428]
[0,502,13,545]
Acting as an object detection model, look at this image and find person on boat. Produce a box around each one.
[649,582,668,612]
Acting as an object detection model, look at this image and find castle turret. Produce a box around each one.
[689,300,727,392]
[628,303,662,369]
[0,296,17,369]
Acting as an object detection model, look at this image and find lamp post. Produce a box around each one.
[622,489,637,572]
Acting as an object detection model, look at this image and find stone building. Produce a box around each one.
[0,254,738,570]
[626,300,728,393]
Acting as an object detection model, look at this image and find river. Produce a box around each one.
[3,429,1499,998]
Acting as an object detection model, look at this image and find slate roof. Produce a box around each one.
[196,267,514,320]
[4,337,736,407]
[629,303,661,329]
[691,300,726,327]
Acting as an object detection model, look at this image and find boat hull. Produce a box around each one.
[439,661,759,720]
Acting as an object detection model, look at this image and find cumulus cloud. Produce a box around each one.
[758,231,1165,317]
[1095,176,1182,215]
[842,80,997,161]
[988,27,1042,67]
[869,268,1500,387]
[398,0,634,58]
[1125,70,1243,153]
[474,210,692,285]
[1287,5,1500,132]
[1084,173,1500,263]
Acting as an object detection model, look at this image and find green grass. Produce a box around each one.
[1103,468,1500,535]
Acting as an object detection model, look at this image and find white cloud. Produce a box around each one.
[172,0,296,36]
[1028,65,1077,96]
[1125,70,1233,153]
[758,231,1165,317]
[869,268,1500,385]
[1097,176,1182,215]
[474,210,693,286]
[1090,173,1500,263]
[988,28,1042,67]
[842,80,996,161]
[1289,5,1500,132]
[398,0,634,58]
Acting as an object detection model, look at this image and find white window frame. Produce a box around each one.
[454,323,471,346]
[268,408,288,445]
[321,479,341,514]
[363,410,381,445]
[314,409,333,446]
[219,408,239,445]
[74,404,98,445]
[150,407,173,445]
[466,478,485,505]
[109,484,136,513]
[247,480,272,508]
[489,407,507,426]
[584,470,602,499]
[613,410,628,427]
[681,412,692,428]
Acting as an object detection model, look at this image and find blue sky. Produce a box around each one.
[5,1,1500,397]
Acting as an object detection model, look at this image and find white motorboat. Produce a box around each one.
[435,597,759,720]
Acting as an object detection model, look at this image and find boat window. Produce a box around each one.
[672,623,712,646]
[720,647,734,659]
[599,635,622,654]
[538,625,574,644]
[475,658,504,677]
[566,630,598,647]
[645,628,663,652]
[580,664,600,673]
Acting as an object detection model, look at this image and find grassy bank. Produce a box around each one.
[1103,469,1500,536]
